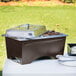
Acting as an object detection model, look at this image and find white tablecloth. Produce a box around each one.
[3,59,76,76]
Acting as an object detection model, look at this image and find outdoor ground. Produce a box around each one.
[0,1,76,76]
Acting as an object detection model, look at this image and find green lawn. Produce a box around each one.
[0,5,76,75]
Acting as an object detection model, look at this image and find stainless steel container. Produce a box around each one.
[68,44,76,56]
[4,24,46,39]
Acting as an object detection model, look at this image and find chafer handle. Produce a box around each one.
[1,34,12,38]
[1,34,6,37]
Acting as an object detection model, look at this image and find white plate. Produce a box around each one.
[56,55,76,67]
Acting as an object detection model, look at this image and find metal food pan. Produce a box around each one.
[68,43,76,56]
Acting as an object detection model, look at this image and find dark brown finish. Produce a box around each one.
[5,36,66,64]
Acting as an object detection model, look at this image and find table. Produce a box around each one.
[3,59,76,76]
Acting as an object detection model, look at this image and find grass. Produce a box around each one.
[0,4,76,75]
